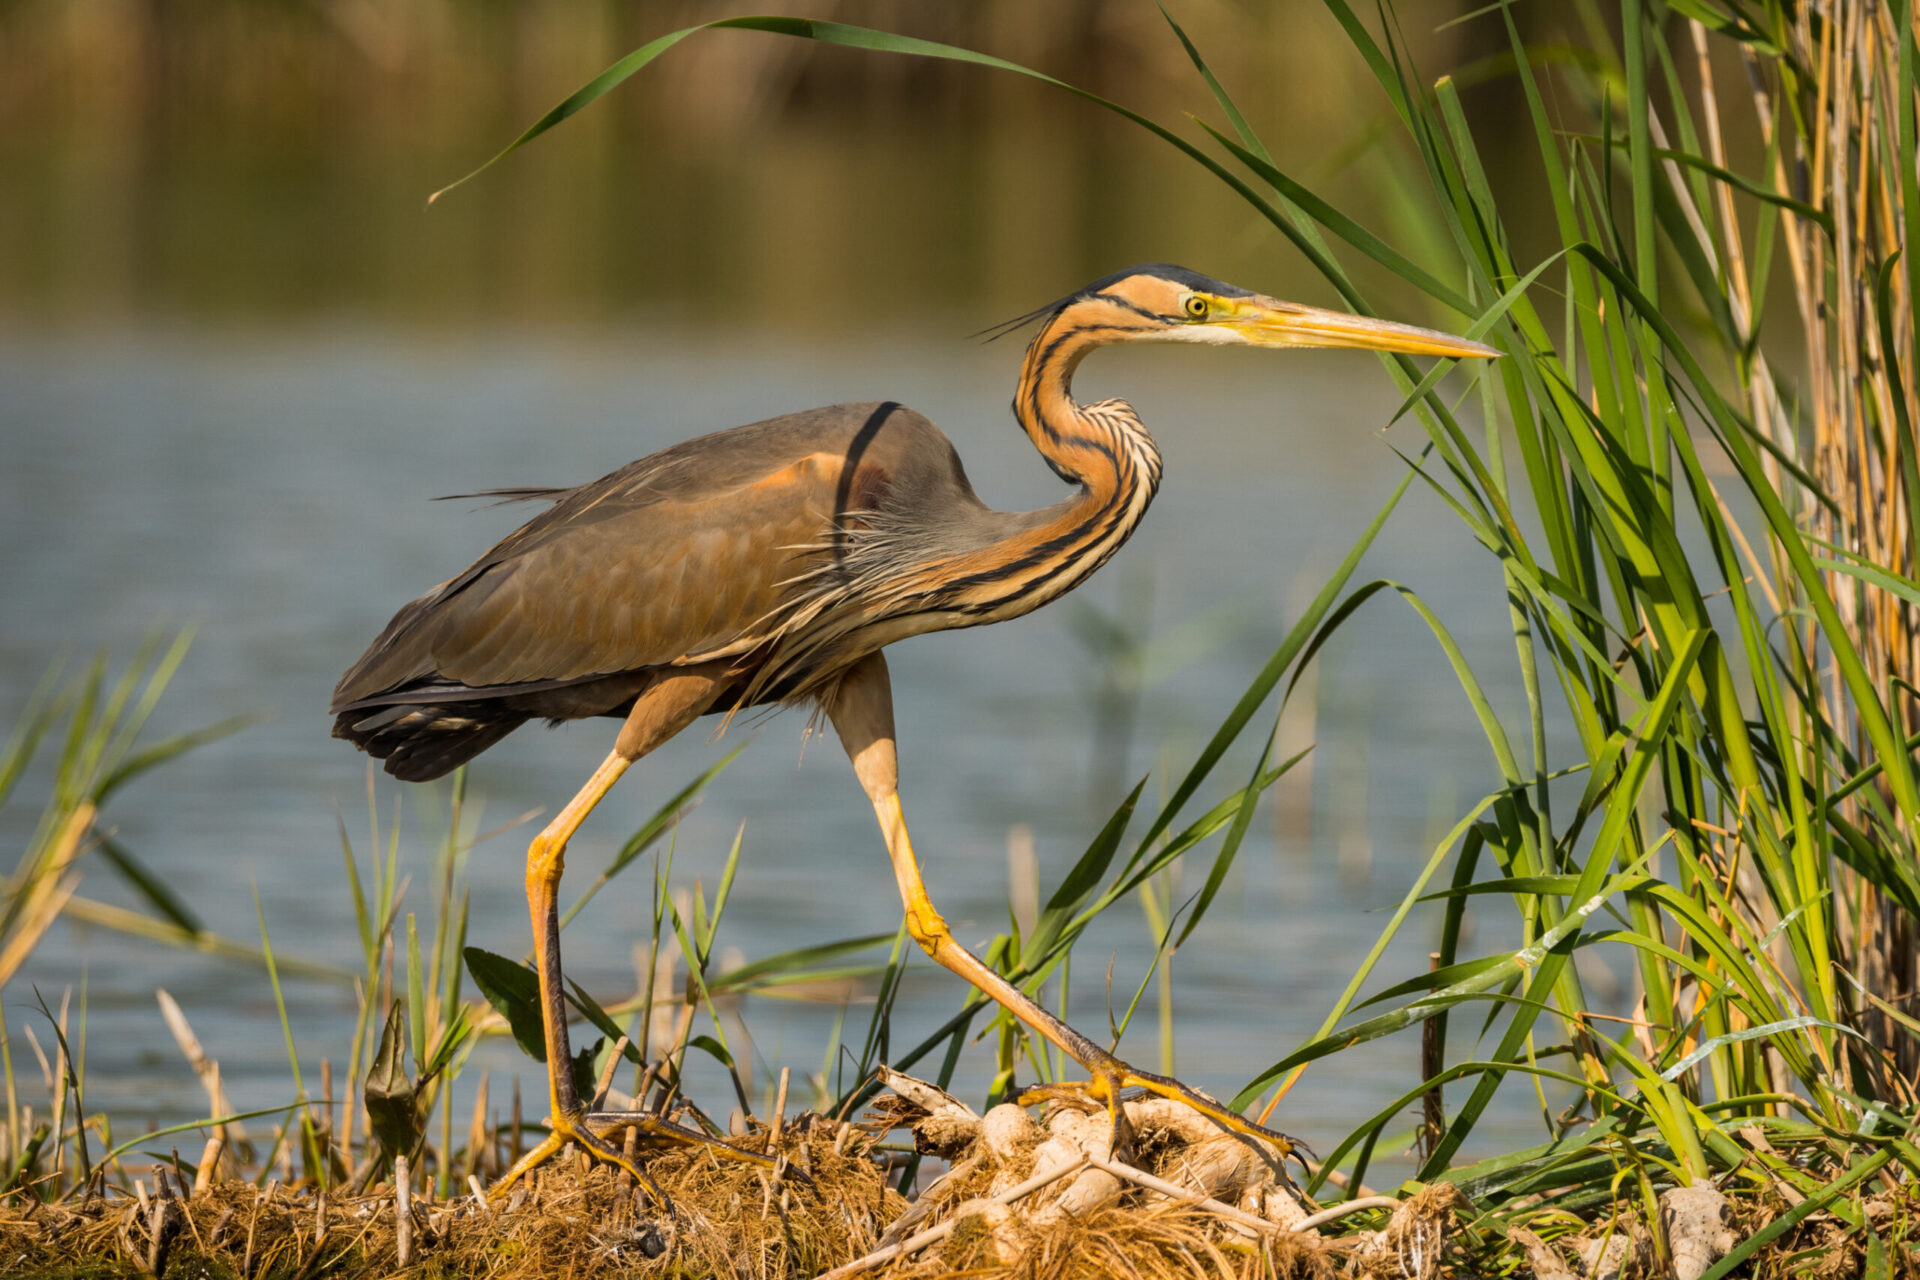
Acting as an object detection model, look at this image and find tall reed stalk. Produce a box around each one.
[1761,2,1920,1074]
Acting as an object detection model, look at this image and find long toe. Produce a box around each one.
[488,1109,674,1207]
[582,1110,787,1176]
[1019,1056,1297,1158]
[1117,1066,1297,1153]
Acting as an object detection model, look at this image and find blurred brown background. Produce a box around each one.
[0,0,1532,331]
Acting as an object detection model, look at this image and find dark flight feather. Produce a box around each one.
[433,487,573,506]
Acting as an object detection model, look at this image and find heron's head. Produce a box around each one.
[1040,263,1500,360]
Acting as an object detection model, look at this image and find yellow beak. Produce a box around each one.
[1228,296,1500,359]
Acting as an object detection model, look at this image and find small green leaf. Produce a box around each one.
[687,1034,735,1069]
[571,1037,604,1106]
[464,946,546,1063]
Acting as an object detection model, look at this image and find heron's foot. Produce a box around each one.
[489,1107,778,1208]
[1017,1054,1296,1162]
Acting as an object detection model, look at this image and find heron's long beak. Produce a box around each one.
[1227,296,1500,359]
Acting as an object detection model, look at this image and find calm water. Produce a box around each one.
[1,321,1569,1173]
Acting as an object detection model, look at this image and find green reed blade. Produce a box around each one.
[558,745,744,931]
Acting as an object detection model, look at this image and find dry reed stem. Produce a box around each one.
[1768,0,1920,1072]
[1293,1195,1397,1232]
[193,1137,223,1197]
[0,802,93,989]
[1081,1151,1277,1237]
[591,1036,630,1111]
[466,1070,490,1182]
[156,990,247,1152]
[393,1153,411,1268]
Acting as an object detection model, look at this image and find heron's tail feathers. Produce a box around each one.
[332,702,525,782]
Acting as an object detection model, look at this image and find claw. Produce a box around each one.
[586,1111,810,1186]
[489,1107,780,1207]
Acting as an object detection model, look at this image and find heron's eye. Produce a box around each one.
[1183,295,1210,320]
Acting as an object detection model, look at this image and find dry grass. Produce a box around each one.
[0,1117,905,1279]
[0,1093,1358,1280]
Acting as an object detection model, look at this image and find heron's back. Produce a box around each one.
[331,401,993,779]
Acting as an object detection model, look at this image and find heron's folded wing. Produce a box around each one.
[333,452,850,707]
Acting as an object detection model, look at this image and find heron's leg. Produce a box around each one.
[828,652,1294,1159]
[491,665,773,1202]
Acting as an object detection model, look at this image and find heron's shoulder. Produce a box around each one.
[589,401,949,494]
[454,403,960,561]
[669,400,950,460]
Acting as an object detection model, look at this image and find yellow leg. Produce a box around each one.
[828,653,1294,1158]
[490,667,777,1203]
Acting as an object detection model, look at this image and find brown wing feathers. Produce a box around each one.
[332,403,934,781]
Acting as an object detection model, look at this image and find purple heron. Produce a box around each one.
[332,265,1498,1197]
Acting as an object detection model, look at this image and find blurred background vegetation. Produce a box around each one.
[0,0,1553,331]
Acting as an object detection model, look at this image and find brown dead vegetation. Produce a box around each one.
[6,1074,1917,1279]
[0,1115,902,1279]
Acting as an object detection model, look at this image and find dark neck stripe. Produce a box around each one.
[934,298,1170,618]
[1093,293,1171,324]
[937,428,1156,614]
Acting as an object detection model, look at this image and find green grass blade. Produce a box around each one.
[92,838,203,936]
[558,746,745,931]
[1200,123,1474,313]
[253,884,305,1101]
[1157,4,1272,162]
[430,18,1107,203]
[95,713,260,807]
[700,822,747,968]
[706,933,894,994]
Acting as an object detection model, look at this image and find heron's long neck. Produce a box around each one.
[930,312,1164,623]
[1017,308,1165,485]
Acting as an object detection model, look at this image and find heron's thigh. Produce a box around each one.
[614,662,732,760]
[826,653,899,801]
